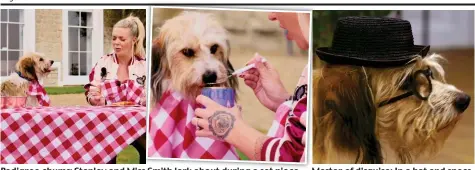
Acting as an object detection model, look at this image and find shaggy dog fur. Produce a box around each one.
[313,54,471,164]
[150,11,238,103]
[1,52,55,106]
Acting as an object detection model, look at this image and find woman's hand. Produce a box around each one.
[192,95,272,161]
[240,53,290,112]
[139,92,147,106]
[192,95,242,141]
[88,85,106,106]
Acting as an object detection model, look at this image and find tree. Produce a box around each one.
[104,9,147,47]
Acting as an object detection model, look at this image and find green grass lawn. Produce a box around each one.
[237,150,249,160]
[113,146,249,164]
[45,85,85,95]
[116,145,140,164]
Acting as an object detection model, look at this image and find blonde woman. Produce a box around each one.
[84,15,147,106]
[83,15,147,164]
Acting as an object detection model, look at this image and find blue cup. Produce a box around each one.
[201,87,235,108]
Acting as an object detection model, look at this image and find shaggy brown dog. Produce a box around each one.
[1,52,55,106]
[150,11,238,103]
[313,54,471,164]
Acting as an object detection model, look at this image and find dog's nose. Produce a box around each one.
[202,71,217,84]
[50,60,54,65]
[454,93,471,113]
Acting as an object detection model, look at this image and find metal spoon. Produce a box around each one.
[205,58,268,86]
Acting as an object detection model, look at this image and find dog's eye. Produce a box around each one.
[210,44,219,54]
[426,68,434,79]
[182,48,195,57]
[39,58,44,62]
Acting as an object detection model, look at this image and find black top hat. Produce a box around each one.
[315,16,430,67]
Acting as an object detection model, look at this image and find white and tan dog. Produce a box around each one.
[150,11,238,102]
[313,54,471,164]
[1,52,55,106]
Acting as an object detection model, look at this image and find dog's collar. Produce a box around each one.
[16,71,34,81]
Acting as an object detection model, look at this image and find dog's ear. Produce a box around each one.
[18,57,38,81]
[150,33,170,102]
[317,66,382,164]
[224,39,239,99]
[226,60,239,90]
[226,39,231,58]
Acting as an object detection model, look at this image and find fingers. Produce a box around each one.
[244,80,257,89]
[99,98,106,106]
[248,68,259,77]
[90,95,101,105]
[90,84,102,91]
[241,72,259,83]
[241,68,259,77]
[240,68,259,89]
[196,130,214,138]
[194,108,206,118]
[255,60,268,73]
[192,117,209,131]
[140,96,147,106]
[196,95,221,109]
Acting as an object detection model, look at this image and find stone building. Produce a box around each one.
[1,9,145,87]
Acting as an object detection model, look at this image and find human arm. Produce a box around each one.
[239,53,291,112]
[84,62,106,106]
[192,95,306,162]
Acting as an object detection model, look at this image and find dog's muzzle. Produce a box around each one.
[454,93,471,113]
[202,70,217,84]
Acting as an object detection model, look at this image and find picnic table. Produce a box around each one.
[0,106,146,164]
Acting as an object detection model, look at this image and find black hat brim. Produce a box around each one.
[315,45,430,68]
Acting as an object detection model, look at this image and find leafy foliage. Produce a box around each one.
[104,9,147,47]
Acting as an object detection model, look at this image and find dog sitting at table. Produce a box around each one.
[1,52,55,107]
[147,11,241,159]
[150,11,238,102]
[312,16,471,164]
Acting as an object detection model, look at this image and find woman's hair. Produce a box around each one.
[114,14,146,59]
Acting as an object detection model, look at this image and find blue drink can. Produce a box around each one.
[201,87,235,108]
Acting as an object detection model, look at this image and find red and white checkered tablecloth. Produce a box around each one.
[0,106,146,164]
[148,91,239,160]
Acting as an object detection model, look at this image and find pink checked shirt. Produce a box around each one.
[84,53,147,105]
[148,91,239,160]
[28,80,51,107]
[4,72,51,107]
[261,64,308,162]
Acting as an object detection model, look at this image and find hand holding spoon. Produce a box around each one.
[206,57,267,86]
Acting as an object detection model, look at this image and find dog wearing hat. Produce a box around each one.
[312,16,471,164]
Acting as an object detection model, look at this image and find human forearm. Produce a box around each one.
[226,120,270,161]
